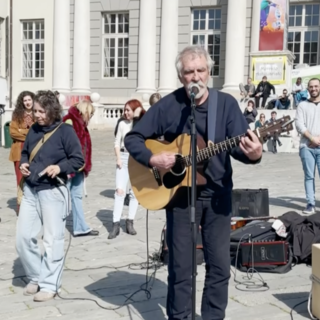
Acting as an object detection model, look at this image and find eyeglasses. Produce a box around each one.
[260,116,265,118]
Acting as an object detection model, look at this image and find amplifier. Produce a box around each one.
[241,240,289,267]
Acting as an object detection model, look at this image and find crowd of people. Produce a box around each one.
[6,45,320,320]
[239,76,308,110]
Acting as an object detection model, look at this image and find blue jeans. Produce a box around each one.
[275,99,290,109]
[67,172,91,235]
[16,183,68,293]
[299,147,320,206]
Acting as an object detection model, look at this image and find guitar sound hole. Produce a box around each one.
[170,154,186,176]
[163,170,186,189]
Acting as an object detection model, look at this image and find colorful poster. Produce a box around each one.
[259,0,287,51]
[251,56,286,85]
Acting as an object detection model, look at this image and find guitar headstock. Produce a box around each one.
[256,115,294,141]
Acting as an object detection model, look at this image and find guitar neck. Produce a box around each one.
[184,130,257,165]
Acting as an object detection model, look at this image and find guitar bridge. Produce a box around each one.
[152,167,162,186]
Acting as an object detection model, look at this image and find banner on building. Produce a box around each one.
[291,66,320,87]
[251,56,286,85]
[259,0,287,51]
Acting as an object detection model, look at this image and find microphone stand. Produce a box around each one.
[189,93,197,320]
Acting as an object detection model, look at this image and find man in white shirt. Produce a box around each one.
[295,78,320,214]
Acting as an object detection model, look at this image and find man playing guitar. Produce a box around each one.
[124,45,263,320]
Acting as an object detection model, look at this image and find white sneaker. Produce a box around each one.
[23,283,39,296]
[33,290,56,302]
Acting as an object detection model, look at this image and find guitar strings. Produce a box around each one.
[173,122,289,167]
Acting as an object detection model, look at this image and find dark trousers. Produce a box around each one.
[165,194,232,320]
[255,94,269,108]
[270,133,281,151]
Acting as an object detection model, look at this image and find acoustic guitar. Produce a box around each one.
[128,115,294,210]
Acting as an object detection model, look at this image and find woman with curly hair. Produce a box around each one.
[63,100,99,237]
[9,91,35,213]
[16,90,84,302]
[108,99,145,239]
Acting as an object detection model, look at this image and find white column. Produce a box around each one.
[136,0,157,95]
[250,0,260,53]
[158,0,179,96]
[72,0,90,94]
[52,0,70,93]
[222,0,247,93]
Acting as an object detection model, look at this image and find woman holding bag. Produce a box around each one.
[16,90,84,302]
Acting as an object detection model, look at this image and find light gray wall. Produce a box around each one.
[88,0,140,99]
[245,0,253,83]
[177,0,254,89]
[177,0,228,89]
[70,0,74,90]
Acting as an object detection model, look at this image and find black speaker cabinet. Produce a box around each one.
[232,189,269,218]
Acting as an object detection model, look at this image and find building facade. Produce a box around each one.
[0,0,320,134]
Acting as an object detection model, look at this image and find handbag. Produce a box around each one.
[231,188,269,218]
[17,123,63,205]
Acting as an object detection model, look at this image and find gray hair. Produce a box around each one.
[175,45,214,78]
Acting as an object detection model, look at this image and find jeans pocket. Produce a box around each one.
[52,237,65,262]
[51,187,65,202]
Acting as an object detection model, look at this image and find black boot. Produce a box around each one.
[108,222,120,239]
[126,219,137,235]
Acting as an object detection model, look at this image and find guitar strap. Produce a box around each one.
[207,88,218,144]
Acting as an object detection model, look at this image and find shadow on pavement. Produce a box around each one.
[273,291,311,319]
[11,257,27,288]
[7,197,17,211]
[96,209,114,233]
[269,196,320,213]
[100,189,114,199]
[85,270,168,320]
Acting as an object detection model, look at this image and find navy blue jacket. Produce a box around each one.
[124,88,261,196]
[20,121,84,191]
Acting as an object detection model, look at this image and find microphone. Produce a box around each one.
[189,83,200,98]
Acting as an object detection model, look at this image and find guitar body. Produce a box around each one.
[128,133,207,210]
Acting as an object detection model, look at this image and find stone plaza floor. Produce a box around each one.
[0,129,319,320]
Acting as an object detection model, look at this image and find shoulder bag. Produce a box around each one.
[17,123,63,205]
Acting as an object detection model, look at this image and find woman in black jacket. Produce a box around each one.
[16,91,84,302]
